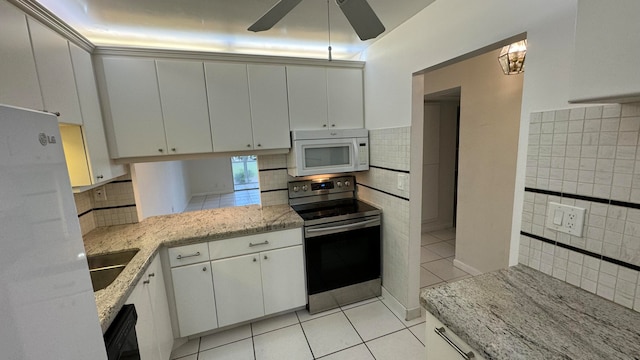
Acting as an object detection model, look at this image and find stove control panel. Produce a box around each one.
[288,176,355,198]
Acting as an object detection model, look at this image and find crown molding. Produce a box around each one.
[8,0,94,52]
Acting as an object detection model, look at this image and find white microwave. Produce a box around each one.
[288,129,370,177]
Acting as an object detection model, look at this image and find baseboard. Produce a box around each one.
[453,258,483,276]
[379,286,422,321]
[421,220,453,233]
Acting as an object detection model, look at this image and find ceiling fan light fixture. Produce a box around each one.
[498,39,527,75]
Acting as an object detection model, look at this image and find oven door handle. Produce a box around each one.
[306,218,379,236]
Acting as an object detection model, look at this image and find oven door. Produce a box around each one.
[304,215,381,295]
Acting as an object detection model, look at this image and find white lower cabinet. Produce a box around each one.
[261,246,306,315]
[171,262,218,337]
[125,256,174,360]
[425,311,487,360]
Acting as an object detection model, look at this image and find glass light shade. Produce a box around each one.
[498,40,527,75]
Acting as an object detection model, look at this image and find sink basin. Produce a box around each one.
[87,249,139,292]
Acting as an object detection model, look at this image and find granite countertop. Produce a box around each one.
[420,265,640,360]
[84,204,303,333]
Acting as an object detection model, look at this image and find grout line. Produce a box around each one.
[295,312,316,359]
[250,322,257,360]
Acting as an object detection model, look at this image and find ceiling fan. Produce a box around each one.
[248,0,386,41]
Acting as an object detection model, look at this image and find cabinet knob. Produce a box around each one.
[143,279,150,285]
[264,255,268,260]
[96,175,104,180]
[257,143,262,147]
[202,267,207,272]
[247,144,251,148]
[323,124,327,127]
[331,124,336,127]
[171,148,176,152]
[158,148,164,153]
[253,258,257,262]
[148,273,155,278]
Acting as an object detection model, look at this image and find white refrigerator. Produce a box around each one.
[0,105,107,359]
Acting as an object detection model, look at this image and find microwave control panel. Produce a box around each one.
[358,141,369,166]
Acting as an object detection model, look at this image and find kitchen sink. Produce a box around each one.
[87,249,139,292]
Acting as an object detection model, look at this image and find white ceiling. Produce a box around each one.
[36,0,435,60]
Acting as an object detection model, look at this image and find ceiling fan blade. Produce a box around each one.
[248,0,304,32]
[336,0,385,40]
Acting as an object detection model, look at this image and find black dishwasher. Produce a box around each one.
[104,304,140,360]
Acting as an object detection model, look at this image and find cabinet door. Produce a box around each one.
[101,57,166,158]
[156,60,213,155]
[125,275,160,360]
[0,1,43,110]
[171,262,218,337]
[327,68,364,129]
[286,66,329,130]
[147,257,174,360]
[248,64,291,149]
[68,43,125,185]
[211,254,264,327]
[261,245,306,315]
[28,18,82,124]
[205,62,254,151]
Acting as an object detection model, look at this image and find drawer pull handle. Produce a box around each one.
[148,273,155,278]
[249,240,269,247]
[176,251,201,260]
[434,327,475,359]
[143,280,150,285]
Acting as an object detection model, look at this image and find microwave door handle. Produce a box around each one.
[353,140,359,167]
[306,218,379,235]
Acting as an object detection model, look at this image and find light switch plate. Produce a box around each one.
[545,202,585,237]
[94,186,107,202]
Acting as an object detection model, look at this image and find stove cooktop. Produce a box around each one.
[291,198,380,223]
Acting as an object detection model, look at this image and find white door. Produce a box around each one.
[28,18,82,124]
[101,57,167,158]
[248,64,291,149]
[261,246,307,315]
[211,254,264,327]
[156,60,213,155]
[171,262,218,337]
[287,66,329,130]
[327,68,364,129]
[205,62,254,151]
[0,1,43,110]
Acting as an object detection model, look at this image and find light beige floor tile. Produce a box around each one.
[254,324,312,360]
[200,324,252,351]
[316,344,374,360]
[296,307,341,322]
[343,301,405,342]
[420,267,444,288]
[423,258,469,281]
[172,354,197,360]
[409,323,426,345]
[398,308,426,328]
[366,329,424,360]
[300,312,362,358]
[421,246,443,263]
[429,228,456,240]
[447,274,473,283]
[425,242,456,258]
[420,233,442,245]
[198,338,254,360]
[340,297,379,311]
[251,312,299,336]
[446,239,456,247]
[170,338,199,359]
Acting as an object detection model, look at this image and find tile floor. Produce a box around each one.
[420,227,472,290]
[170,297,426,360]
[183,189,260,212]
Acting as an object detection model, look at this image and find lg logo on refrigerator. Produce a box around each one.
[38,132,57,146]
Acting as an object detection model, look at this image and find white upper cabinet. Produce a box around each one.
[287,66,364,130]
[287,66,329,130]
[28,18,82,124]
[99,57,167,157]
[248,64,291,150]
[327,68,364,130]
[205,62,254,152]
[0,1,43,110]
[156,60,213,155]
[570,0,640,103]
[67,43,125,186]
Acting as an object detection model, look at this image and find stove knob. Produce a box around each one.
[302,185,308,191]
[293,186,299,192]
[336,181,342,187]
[344,180,351,187]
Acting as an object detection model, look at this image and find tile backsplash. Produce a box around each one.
[520,103,640,313]
[73,173,138,235]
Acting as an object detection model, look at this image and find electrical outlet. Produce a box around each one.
[397,174,408,191]
[94,186,107,202]
[545,202,586,237]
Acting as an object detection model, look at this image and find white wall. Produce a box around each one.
[131,161,190,220]
[184,158,234,196]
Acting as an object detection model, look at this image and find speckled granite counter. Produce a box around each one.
[421,265,640,360]
[83,204,303,333]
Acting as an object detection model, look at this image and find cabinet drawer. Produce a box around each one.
[209,228,302,260]
[425,311,487,360]
[168,243,210,267]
